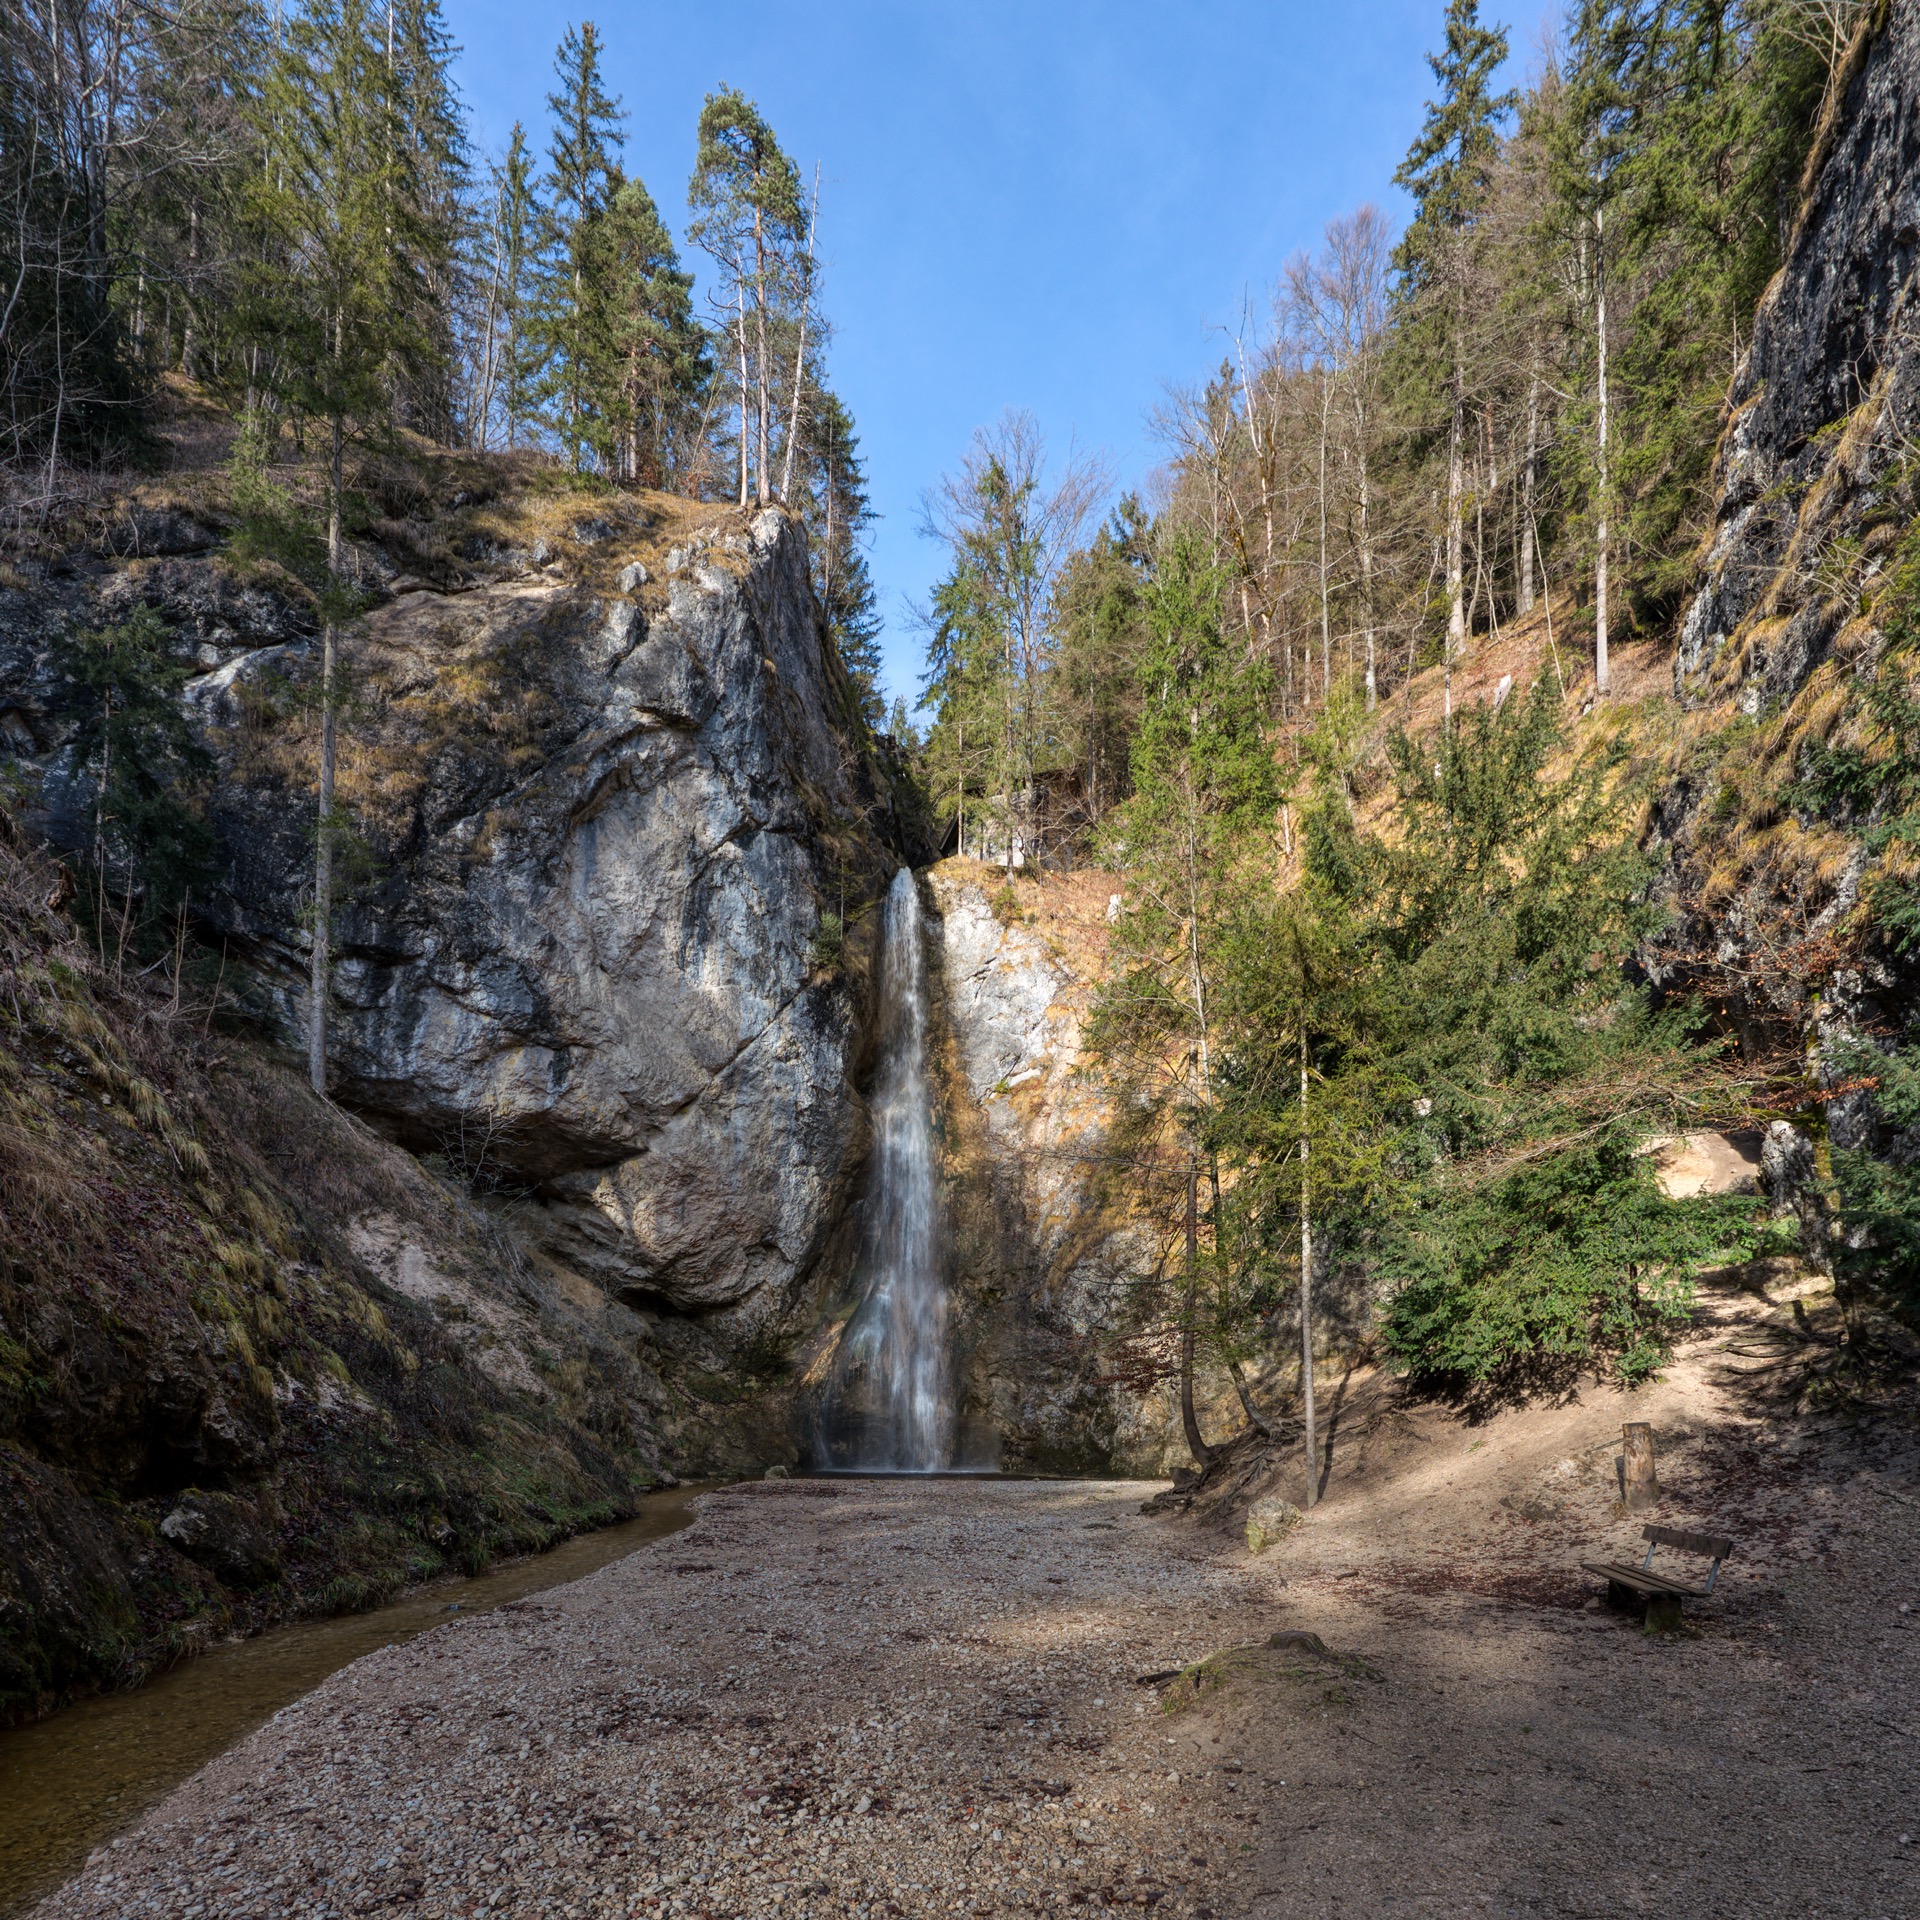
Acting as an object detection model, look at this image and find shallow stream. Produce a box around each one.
[0,1486,705,1916]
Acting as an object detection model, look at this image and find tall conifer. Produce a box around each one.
[258,0,418,1093]
[1392,0,1515,685]
[687,88,805,507]
[590,168,706,486]
[535,21,624,471]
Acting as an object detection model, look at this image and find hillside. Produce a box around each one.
[0,814,669,1726]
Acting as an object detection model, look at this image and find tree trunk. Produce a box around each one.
[735,279,751,507]
[1446,336,1465,664]
[1299,1031,1317,1507]
[1520,356,1539,615]
[778,168,820,505]
[1229,1360,1273,1438]
[1358,444,1376,710]
[179,204,202,376]
[1317,368,1333,703]
[309,409,344,1097]
[1180,1159,1214,1468]
[752,204,770,509]
[1594,205,1612,698]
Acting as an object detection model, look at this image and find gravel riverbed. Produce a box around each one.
[32,1480,1278,1920]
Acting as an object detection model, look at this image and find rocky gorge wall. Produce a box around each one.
[3,477,908,1365]
[915,862,1320,1476]
[1649,0,1920,1255]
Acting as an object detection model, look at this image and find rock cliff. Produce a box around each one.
[6,482,898,1351]
[921,862,1279,1474]
[211,499,877,1330]
[1674,0,1920,712]
[1652,0,1920,1236]
[0,462,910,1718]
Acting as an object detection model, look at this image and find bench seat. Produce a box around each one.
[1579,1560,1711,1599]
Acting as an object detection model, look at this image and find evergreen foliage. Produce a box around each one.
[534,22,626,473]
[1392,0,1517,296]
[1347,685,1759,1386]
[801,388,885,720]
[50,606,214,915]
[687,87,808,509]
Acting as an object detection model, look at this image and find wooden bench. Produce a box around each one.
[1581,1525,1732,1631]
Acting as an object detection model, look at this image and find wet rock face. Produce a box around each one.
[205,508,869,1322]
[1676,4,1920,698]
[924,867,1177,1474]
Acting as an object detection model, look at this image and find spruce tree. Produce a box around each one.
[687,87,806,507]
[1551,1,1829,629]
[804,387,884,721]
[384,0,471,442]
[258,0,418,1093]
[1086,530,1277,1465]
[535,21,625,472]
[590,168,707,486]
[1052,497,1154,829]
[1392,0,1515,680]
[474,123,544,449]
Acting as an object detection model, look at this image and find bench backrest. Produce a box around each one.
[1644,1524,1733,1561]
[1641,1524,1733,1594]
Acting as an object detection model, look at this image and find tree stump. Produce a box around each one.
[1622,1422,1659,1512]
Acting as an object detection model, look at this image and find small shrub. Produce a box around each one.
[807,909,845,972]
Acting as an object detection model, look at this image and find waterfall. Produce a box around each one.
[817,868,953,1471]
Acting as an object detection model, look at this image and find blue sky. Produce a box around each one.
[449,1,1535,710]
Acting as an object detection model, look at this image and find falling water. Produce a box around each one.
[817,868,953,1471]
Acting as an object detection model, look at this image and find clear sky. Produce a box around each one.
[447,1,1533,711]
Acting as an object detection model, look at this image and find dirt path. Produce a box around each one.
[1203,1335,1920,1920]
[31,1304,1920,1920]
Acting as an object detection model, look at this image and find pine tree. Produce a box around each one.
[472,122,543,449]
[257,0,419,1094]
[535,21,625,472]
[917,414,1106,863]
[803,387,884,721]
[52,605,216,925]
[1052,497,1154,829]
[589,168,707,486]
[384,0,471,442]
[1550,0,1829,639]
[1086,530,1278,1465]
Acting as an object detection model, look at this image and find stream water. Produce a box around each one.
[816,868,955,1471]
[0,1486,705,1918]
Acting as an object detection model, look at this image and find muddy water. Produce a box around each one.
[0,1486,708,1916]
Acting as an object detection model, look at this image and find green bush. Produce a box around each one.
[806,909,844,973]
[1378,1129,1760,1394]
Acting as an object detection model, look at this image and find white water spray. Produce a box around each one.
[819,868,953,1471]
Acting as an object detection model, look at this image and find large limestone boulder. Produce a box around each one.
[239,506,871,1321]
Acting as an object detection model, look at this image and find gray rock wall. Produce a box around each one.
[1675,1,1920,704]
[923,864,1251,1474]
[4,498,888,1356]
[286,511,872,1327]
